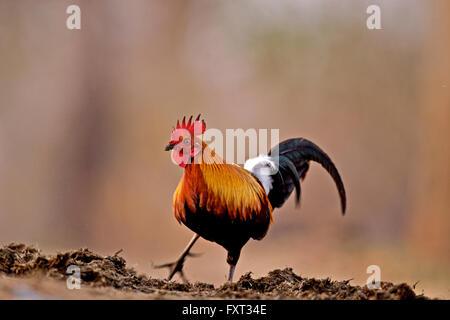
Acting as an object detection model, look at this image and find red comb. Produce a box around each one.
[173,114,206,135]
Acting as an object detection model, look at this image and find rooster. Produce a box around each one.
[155,115,346,282]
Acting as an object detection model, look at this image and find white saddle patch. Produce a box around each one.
[244,155,277,194]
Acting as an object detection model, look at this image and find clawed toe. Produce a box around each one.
[153,253,200,283]
[153,259,183,281]
[153,234,201,283]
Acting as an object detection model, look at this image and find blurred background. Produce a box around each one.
[0,0,448,298]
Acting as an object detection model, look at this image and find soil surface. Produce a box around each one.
[0,243,429,300]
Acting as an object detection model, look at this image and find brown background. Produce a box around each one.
[0,0,448,298]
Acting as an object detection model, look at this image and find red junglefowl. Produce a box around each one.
[155,115,346,282]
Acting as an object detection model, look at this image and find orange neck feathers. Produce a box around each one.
[173,143,273,224]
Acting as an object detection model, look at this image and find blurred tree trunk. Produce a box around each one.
[57,1,192,245]
[408,1,450,260]
[57,2,116,243]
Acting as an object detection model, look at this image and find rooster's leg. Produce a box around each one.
[153,233,200,282]
[228,265,236,282]
[226,250,240,282]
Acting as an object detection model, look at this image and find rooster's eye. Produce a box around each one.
[184,138,191,145]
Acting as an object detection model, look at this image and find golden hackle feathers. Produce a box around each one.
[173,143,273,224]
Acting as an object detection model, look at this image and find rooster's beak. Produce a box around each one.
[165,144,174,151]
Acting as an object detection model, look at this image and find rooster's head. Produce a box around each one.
[165,115,206,168]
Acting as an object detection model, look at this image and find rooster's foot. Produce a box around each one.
[153,252,200,283]
[152,234,201,283]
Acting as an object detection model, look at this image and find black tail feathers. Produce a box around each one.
[267,138,346,214]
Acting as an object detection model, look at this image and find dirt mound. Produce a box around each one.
[0,243,428,299]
